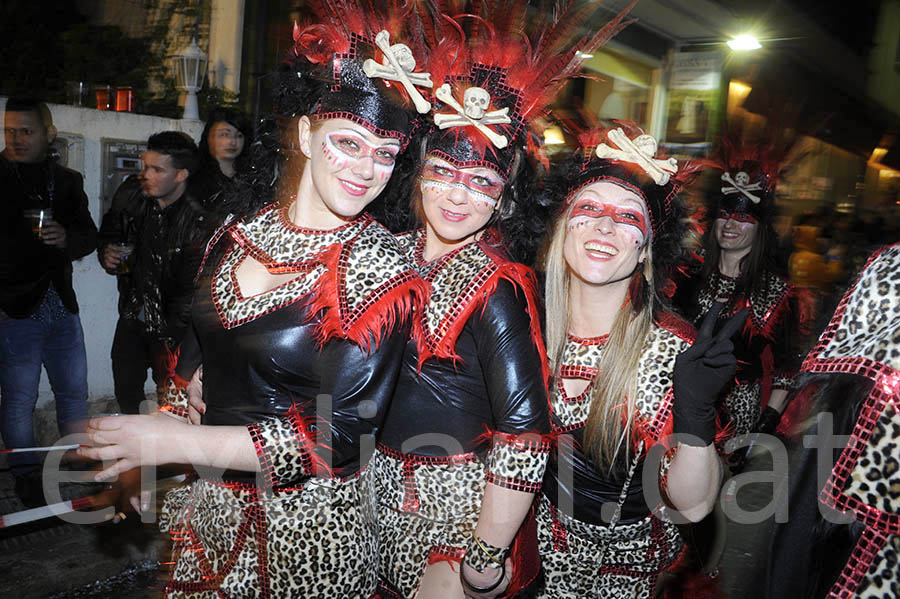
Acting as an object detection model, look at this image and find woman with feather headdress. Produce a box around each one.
[371,2,636,598]
[79,2,431,596]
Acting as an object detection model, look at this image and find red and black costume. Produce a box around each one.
[766,242,900,599]
[374,229,550,598]
[371,5,637,596]
[535,125,705,598]
[156,5,429,596]
[538,318,693,597]
[673,149,811,440]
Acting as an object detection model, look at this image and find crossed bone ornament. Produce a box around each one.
[362,30,433,114]
[433,84,512,149]
[594,128,678,185]
[720,171,762,203]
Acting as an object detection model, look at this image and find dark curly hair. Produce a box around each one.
[216,53,419,226]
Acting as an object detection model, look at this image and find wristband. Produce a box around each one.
[461,565,505,594]
[463,533,509,572]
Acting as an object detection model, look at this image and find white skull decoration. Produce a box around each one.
[734,171,750,187]
[463,87,491,120]
[633,134,658,158]
[389,43,416,72]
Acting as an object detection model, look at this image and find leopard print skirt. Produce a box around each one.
[535,495,681,599]
[159,474,378,598]
[724,381,761,438]
[371,448,486,598]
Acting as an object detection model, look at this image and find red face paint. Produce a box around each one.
[568,199,649,239]
[325,132,398,167]
[421,160,505,205]
[717,209,758,224]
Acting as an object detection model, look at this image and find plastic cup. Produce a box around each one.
[113,243,135,274]
[23,207,52,238]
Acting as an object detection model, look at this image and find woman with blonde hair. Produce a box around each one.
[536,123,743,597]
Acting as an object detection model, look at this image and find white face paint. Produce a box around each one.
[321,128,399,183]
[302,118,401,224]
[420,155,505,249]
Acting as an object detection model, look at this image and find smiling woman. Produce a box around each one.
[534,123,738,598]
[78,4,430,597]
[371,3,636,598]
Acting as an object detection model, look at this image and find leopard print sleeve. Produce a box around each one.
[156,377,190,420]
[247,404,331,489]
[485,432,551,492]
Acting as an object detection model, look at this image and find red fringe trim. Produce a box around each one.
[505,500,541,597]
[305,240,427,352]
[285,401,334,479]
[413,260,550,387]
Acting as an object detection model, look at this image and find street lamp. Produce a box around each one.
[173,38,208,120]
[727,34,761,51]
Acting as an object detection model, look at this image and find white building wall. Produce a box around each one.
[1,98,204,415]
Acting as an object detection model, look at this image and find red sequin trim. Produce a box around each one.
[426,149,514,178]
[549,503,569,552]
[567,333,610,346]
[247,422,276,491]
[485,473,542,493]
[312,111,410,150]
[165,486,271,598]
[159,405,190,420]
[427,544,466,565]
[826,526,889,598]
[819,381,900,534]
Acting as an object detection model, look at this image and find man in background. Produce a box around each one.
[98,131,205,415]
[0,97,97,507]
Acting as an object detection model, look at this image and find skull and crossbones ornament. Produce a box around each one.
[432,84,512,148]
[594,128,678,185]
[720,170,763,203]
[362,30,433,113]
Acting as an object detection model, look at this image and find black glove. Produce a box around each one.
[672,302,746,446]
[754,405,782,435]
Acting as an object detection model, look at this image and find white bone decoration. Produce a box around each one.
[433,84,512,149]
[362,30,433,114]
[720,171,763,203]
[594,128,678,186]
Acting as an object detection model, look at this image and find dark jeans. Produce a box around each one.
[111,318,168,414]
[0,290,89,475]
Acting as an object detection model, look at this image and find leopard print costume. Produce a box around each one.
[538,315,693,598]
[801,243,900,599]
[691,269,805,437]
[160,475,378,598]
[158,204,424,598]
[375,229,550,598]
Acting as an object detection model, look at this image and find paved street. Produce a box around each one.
[0,464,170,599]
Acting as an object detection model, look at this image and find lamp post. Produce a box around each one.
[173,38,208,120]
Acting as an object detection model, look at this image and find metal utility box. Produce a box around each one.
[100,139,145,215]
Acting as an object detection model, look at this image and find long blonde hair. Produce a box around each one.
[542,213,655,473]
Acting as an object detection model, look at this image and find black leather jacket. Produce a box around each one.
[0,154,97,318]
[97,176,207,345]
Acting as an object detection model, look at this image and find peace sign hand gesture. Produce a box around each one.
[672,302,747,447]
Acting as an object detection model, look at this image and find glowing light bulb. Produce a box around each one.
[727,35,761,51]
